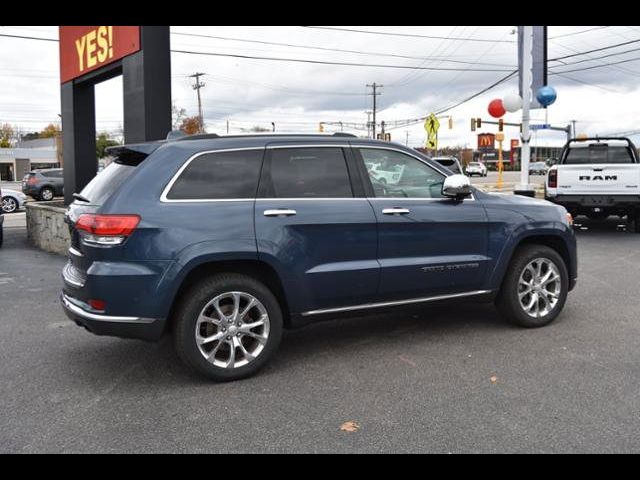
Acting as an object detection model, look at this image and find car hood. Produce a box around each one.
[485,192,556,208]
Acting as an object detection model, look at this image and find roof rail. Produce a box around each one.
[332,132,358,138]
[175,133,221,142]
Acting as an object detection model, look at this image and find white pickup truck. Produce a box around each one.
[545,137,640,232]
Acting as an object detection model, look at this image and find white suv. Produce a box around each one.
[466,162,488,177]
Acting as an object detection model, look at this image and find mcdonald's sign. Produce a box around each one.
[477,133,495,151]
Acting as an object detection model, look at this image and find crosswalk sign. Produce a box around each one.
[425,113,440,150]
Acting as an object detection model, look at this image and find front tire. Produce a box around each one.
[1,197,17,213]
[496,244,568,328]
[173,273,283,381]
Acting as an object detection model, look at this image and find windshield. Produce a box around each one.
[564,146,635,165]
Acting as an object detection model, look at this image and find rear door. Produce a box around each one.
[558,143,640,195]
[255,144,379,315]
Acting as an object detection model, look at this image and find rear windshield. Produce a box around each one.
[77,162,136,205]
[564,146,635,165]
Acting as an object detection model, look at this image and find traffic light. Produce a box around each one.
[476,118,481,129]
[319,122,324,133]
[471,118,476,132]
[498,119,504,132]
[449,117,453,130]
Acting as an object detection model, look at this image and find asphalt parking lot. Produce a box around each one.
[1,218,640,453]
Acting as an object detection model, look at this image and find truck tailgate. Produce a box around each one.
[557,164,640,195]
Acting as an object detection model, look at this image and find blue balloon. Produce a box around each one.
[537,86,557,107]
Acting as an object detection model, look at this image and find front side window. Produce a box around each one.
[265,148,353,198]
[360,148,446,199]
[166,150,264,200]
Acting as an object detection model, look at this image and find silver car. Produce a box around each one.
[1,189,27,214]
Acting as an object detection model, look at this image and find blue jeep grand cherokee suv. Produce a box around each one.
[61,134,577,381]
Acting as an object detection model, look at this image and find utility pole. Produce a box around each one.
[571,120,577,139]
[189,73,206,133]
[365,111,373,139]
[367,83,383,139]
[226,119,230,134]
[406,131,409,147]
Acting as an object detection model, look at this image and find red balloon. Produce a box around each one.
[488,99,506,118]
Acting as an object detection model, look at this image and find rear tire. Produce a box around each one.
[39,187,54,202]
[496,244,568,328]
[633,210,640,234]
[173,273,283,381]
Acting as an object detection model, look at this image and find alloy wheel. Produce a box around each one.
[1,197,17,214]
[195,291,270,369]
[518,258,562,318]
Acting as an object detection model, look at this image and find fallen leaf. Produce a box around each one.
[340,421,360,433]
[490,375,498,384]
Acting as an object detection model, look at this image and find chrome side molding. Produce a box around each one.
[301,290,492,317]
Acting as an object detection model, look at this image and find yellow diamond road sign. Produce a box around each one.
[425,114,440,149]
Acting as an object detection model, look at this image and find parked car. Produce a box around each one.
[61,134,577,381]
[432,156,463,175]
[465,162,488,177]
[546,137,640,227]
[22,168,64,201]
[529,162,548,176]
[1,189,27,213]
[0,185,4,248]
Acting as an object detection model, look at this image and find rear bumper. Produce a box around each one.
[61,293,165,341]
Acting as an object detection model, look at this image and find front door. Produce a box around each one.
[355,146,489,300]
[255,145,379,315]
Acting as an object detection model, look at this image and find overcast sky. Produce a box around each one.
[2,25,640,148]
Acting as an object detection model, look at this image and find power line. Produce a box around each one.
[170,49,513,72]
[171,31,515,67]
[0,33,57,42]
[549,26,610,40]
[549,38,640,62]
[550,55,640,74]
[299,26,516,43]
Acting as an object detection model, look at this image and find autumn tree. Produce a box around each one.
[96,132,120,159]
[0,123,14,148]
[180,116,203,135]
[40,123,61,138]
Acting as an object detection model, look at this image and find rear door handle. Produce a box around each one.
[382,208,411,215]
[264,209,297,217]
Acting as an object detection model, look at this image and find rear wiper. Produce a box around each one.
[72,193,91,203]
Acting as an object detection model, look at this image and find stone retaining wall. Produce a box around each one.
[25,201,69,256]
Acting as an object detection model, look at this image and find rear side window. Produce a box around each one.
[166,150,264,200]
[79,162,136,205]
[564,146,635,164]
[264,148,353,198]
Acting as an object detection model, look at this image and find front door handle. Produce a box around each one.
[264,209,297,217]
[382,208,411,215]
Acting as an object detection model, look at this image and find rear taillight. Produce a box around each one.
[76,214,140,246]
[548,169,558,188]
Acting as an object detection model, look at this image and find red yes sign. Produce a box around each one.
[59,26,140,83]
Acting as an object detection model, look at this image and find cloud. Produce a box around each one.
[2,25,640,147]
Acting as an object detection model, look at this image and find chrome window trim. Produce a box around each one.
[160,143,476,203]
[160,147,265,203]
[302,290,492,317]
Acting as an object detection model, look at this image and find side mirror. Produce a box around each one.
[442,174,473,199]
